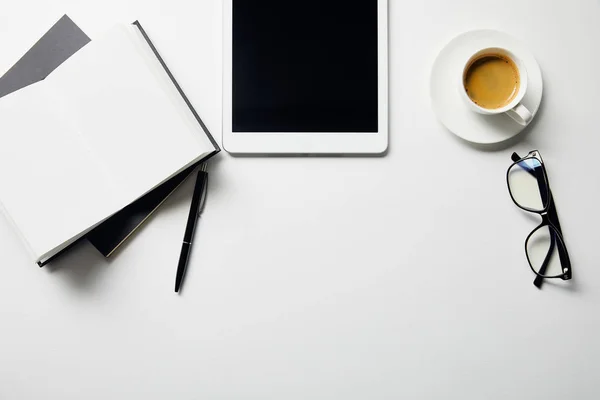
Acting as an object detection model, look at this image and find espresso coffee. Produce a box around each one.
[463,54,520,109]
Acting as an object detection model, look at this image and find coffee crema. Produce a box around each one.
[463,54,520,110]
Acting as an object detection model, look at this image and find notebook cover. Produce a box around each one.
[0,16,219,265]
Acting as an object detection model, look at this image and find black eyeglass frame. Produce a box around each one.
[506,150,572,287]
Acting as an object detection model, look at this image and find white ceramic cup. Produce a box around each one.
[460,47,533,126]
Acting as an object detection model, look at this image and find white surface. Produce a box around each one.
[1,1,600,399]
[221,0,389,155]
[431,30,543,144]
[0,24,215,261]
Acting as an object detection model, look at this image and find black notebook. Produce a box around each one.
[0,18,219,265]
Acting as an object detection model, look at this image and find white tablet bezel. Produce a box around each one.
[222,0,388,155]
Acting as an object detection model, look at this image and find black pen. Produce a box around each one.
[175,163,208,293]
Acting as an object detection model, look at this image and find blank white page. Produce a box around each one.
[126,24,216,156]
[0,23,216,262]
[46,24,213,205]
[0,82,122,260]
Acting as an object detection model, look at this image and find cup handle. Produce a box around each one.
[506,103,533,126]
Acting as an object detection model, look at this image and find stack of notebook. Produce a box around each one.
[0,16,220,266]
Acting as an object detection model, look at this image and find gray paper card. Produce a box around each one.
[0,15,90,98]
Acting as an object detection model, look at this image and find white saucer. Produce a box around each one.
[430,30,543,145]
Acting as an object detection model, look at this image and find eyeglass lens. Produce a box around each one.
[526,224,567,278]
[507,157,548,212]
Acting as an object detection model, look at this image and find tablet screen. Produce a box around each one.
[232,0,378,133]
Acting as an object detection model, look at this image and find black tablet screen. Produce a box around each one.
[232,0,379,133]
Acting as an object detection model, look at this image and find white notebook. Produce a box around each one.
[0,23,217,263]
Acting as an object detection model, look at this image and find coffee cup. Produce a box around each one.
[460,47,532,126]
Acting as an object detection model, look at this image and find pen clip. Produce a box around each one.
[197,175,208,217]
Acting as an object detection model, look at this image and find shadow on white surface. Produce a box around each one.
[537,274,581,294]
[44,239,109,292]
[450,95,546,152]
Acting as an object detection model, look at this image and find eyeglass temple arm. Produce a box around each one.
[542,193,571,283]
[512,152,566,288]
[534,217,556,288]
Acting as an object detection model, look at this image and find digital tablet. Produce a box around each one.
[223,0,388,155]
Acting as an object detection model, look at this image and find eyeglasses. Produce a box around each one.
[506,150,572,288]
